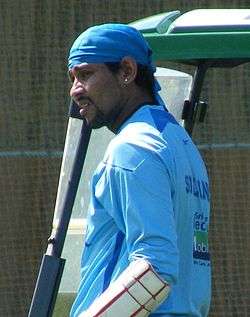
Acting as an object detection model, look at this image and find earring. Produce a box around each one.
[124,78,128,83]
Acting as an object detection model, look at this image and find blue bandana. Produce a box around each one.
[68,23,164,104]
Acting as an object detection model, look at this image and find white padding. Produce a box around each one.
[79,259,170,317]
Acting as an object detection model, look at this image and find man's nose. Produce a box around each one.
[70,78,86,99]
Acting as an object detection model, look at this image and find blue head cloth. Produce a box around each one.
[68,23,164,105]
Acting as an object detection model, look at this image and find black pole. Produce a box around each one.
[183,62,208,136]
[28,100,91,317]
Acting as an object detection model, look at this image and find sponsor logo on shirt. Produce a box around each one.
[185,175,210,202]
[193,212,210,265]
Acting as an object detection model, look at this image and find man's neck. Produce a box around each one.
[108,93,155,133]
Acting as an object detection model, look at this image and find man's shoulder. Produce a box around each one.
[102,132,147,171]
[102,121,170,172]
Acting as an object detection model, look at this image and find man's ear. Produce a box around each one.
[118,56,138,85]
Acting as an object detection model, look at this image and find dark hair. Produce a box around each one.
[105,62,155,98]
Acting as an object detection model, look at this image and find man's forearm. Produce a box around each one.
[79,258,170,317]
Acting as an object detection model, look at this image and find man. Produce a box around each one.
[68,23,211,316]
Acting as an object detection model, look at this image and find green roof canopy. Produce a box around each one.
[130,9,250,66]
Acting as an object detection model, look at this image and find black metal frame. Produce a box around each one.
[182,62,208,136]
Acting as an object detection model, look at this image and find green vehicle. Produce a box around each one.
[28,9,250,317]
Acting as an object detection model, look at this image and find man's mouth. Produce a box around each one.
[76,97,91,116]
[77,97,90,106]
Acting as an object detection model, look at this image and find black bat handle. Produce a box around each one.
[28,101,92,317]
[28,254,65,317]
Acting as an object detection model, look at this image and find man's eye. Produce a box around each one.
[78,71,92,81]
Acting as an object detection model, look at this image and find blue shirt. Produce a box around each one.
[70,105,211,316]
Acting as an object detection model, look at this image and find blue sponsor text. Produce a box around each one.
[185,175,210,202]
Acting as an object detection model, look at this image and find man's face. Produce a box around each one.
[69,63,123,129]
